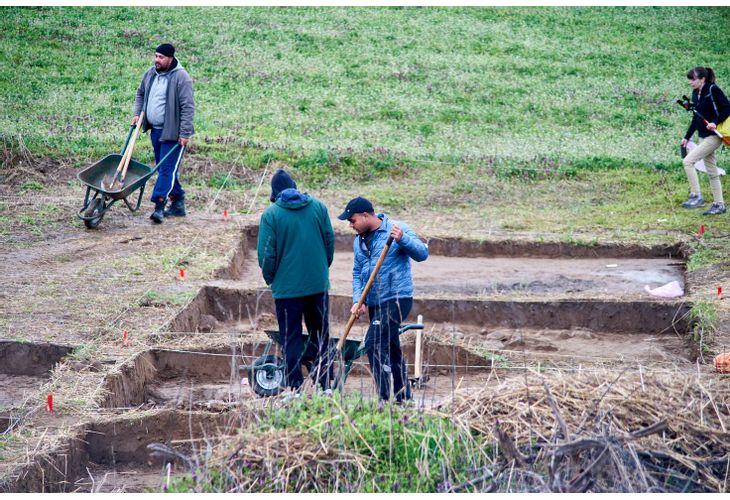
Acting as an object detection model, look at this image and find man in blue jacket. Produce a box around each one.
[338,197,428,403]
[258,170,335,392]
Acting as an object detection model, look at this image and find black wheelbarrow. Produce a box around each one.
[76,127,180,229]
[241,322,424,397]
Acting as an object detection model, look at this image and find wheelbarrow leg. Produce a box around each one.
[123,184,147,212]
[82,186,92,210]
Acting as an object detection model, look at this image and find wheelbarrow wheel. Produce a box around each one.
[248,355,285,397]
[83,198,104,229]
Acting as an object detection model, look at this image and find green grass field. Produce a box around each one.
[1,7,729,255]
[2,6,729,165]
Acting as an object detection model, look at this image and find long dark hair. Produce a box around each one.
[687,66,716,84]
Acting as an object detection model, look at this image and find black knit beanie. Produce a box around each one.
[155,43,175,58]
[270,169,297,202]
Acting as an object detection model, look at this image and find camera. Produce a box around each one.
[676,95,693,111]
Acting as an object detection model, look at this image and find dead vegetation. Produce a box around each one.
[448,368,730,492]
[131,364,730,493]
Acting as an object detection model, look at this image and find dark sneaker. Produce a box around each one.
[681,194,705,209]
[703,203,727,216]
[163,198,186,217]
[150,202,165,223]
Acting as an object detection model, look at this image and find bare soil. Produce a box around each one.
[235,253,686,299]
[0,374,49,410]
[0,172,727,493]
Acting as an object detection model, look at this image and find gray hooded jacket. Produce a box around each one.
[133,59,195,142]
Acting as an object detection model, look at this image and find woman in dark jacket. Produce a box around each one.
[681,66,729,215]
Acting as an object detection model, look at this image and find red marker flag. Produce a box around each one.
[123,329,129,347]
[47,394,53,413]
[699,224,705,237]
[179,268,185,280]
[223,208,229,220]
[719,287,723,300]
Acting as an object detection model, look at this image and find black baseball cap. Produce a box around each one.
[337,197,374,220]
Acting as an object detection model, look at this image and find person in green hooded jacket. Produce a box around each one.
[257,169,335,392]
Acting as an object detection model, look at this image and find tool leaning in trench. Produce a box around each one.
[102,112,145,191]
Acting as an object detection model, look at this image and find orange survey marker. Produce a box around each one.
[714,352,730,373]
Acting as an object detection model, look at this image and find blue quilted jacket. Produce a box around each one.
[351,214,428,305]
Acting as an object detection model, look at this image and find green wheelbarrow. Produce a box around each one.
[241,322,425,397]
[76,127,181,229]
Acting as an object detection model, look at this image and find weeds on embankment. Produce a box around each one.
[167,393,491,493]
[163,366,730,493]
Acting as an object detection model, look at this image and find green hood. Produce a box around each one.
[275,188,311,209]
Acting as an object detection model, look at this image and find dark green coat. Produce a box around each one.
[257,189,335,299]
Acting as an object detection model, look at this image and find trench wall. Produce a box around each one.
[213,225,259,280]
[0,341,75,376]
[230,225,686,271]
[171,286,691,335]
[3,410,235,492]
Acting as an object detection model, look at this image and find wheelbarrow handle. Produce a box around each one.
[337,235,394,351]
[118,112,147,185]
[150,143,184,174]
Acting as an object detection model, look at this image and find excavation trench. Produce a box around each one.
[7,228,696,492]
[7,409,235,493]
[0,341,75,434]
[227,229,689,300]
[100,336,494,411]
[163,227,693,397]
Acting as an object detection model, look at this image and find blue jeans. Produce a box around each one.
[365,298,413,402]
[274,292,332,391]
[150,128,185,203]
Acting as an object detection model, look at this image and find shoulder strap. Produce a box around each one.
[709,84,719,116]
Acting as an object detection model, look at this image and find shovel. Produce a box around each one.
[336,235,394,351]
[103,112,145,191]
[102,126,134,191]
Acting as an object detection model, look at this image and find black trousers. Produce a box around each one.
[364,298,413,402]
[274,292,331,390]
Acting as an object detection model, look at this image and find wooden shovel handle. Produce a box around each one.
[113,124,137,176]
[119,112,144,183]
[337,235,394,351]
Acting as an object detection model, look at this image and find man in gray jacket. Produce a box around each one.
[132,43,195,223]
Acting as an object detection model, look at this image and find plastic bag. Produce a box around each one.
[644,280,684,298]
